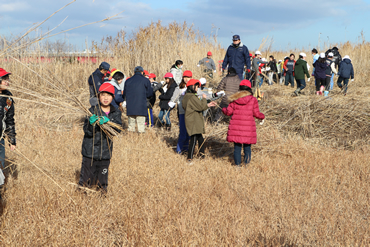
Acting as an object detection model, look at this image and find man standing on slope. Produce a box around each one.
[198,51,217,79]
[222,35,251,80]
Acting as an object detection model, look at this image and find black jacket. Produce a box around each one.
[325,48,342,68]
[158,82,177,110]
[338,59,354,79]
[267,60,278,72]
[88,69,104,98]
[0,90,16,145]
[147,82,162,109]
[81,105,122,160]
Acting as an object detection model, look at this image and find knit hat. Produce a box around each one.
[99,83,115,95]
[134,66,144,73]
[199,78,207,85]
[183,70,192,77]
[320,53,326,58]
[186,79,200,87]
[240,80,251,88]
[100,62,110,70]
[148,73,156,79]
[163,72,173,78]
[143,70,149,76]
[207,51,212,56]
[0,68,11,78]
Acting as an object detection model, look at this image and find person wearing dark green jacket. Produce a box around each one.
[293,53,311,96]
[182,79,216,161]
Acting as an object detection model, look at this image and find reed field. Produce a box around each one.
[0,21,369,246]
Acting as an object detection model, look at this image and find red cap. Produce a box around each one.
[183,70,192,77]
[186,79,200,87]
[163,72,173,78]
[240,79,252,88]
[207,51,212,56]
[99,83,115,95]
[148,73,156,79]
[249,53,253,57]
[144,70,149,76]
[0,68,11,78]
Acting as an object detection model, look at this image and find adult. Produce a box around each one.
[337,55,354,95]
[88,61,110,107]
[123,66,153,133]
[198,51,217,78]
[222,34,251,80]
[293,53,310,96]
[267,55,278,85]
[284,54,296,87]
[170,60,183,85]
[325,47,342,90]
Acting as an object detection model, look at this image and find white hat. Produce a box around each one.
[262,58,266,62]
[343,55,351,61]
[199,78,207,85]
[320,53,326,58]
[255,51,261,55]
[278,60,282,62]
[328,52,334,57]
[299,52,307,57]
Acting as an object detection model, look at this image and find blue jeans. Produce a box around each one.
[233,143,251,166]
[237,73,244,80]
[337,77,349,94]
[296,79,306,90]
[0,139,5,169]
[259,76,264,87]
[285,72,294,87]
[158,109,171,125]
[330,73,334,90]
[176,114,190,153]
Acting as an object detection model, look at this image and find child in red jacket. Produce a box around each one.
[222,80,265,166]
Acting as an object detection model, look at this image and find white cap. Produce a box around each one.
[255,51,261,55]
[299,52,307,57]
[199,78,207,85]
[262,58,266,62]
[278,60,282,62]
[343,55,351,61]
[320,53,326,58]
[328,52,334,57]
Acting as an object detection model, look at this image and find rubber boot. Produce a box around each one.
[324,91,329,97]
[316,91,320,96]
[294,88,301,96]
[320,86,324,95]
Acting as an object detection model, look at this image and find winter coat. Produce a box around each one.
[313,61,327,80]
[182,93,208,136]
[222,91,264,144]
[123,72,153,116]
[88,69,104,98]
[177,88,187,115]
[216,73,241,106]
[338,59,354,79]
[222,42,251,73]
[294,58,310,80]
[158,82,177,110]
[147,82,162,109]
[267,60,278,73]
[170,67,183,85]
[0,90,16,145]
[252,57,267,74]
[107,79,124,109]
[283,59,296,76]
[199,57,216,70]
[325,48,342,68]
[81,105,122,160]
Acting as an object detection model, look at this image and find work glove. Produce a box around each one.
[213,70,216,73]
[260,119,265,125]
[216,91,225,97]
[307,78,311,82]
[99,116,110,125]
[0,169,5,186]
[122,101,126,108]
[168,102,176,108]
[160,81,165,85]
[197,64,200,67]
[246,69,251,73]
[351,79,354,82]
[89,114,99,125]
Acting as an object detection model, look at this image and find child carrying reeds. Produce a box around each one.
[222,80,265,166]
[182,79,217,162]
[78,83,122,193]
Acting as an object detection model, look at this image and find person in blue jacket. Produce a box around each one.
[107,70,125,109]
[337,55,354,95]
[222,34,251,80]
[88,62,110,107]
[123,66,153,133]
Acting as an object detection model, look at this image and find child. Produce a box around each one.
[182,79,217,161]
[147,73,162,127]
[222,80,265,166]
[293,53,310,96]
[107,70,125,109]
[337,55,354,95]
[0,69,16,186]
[284,54,296,87]
[79,83,122,193]
[158,73,177,131]
[313,53,328,95]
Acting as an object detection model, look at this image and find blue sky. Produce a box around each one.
[1,0,370,52]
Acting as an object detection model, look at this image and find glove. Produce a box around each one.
[307,78,311,82]
[351,79,354,82]
[197,64,200,67]
[122,101,126,108]
[89,114,99,125]
[160,81,165,85]
[99,116,110,125]
[168,102,176,108]
[216,91,225,97]
[247,69,251,73]
[260,119,265,125]
[213,70,216,73]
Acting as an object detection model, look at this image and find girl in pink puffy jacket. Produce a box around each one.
[222,80,265,166]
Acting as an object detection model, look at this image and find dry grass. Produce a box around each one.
[0,22,369,246]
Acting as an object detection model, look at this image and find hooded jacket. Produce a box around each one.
[158,81,177,110]
[170,66,183,85]
[81,105,122,160]
[182,93,208,136]
[0,90,16,145]
[222,42,251,73]
[107,78,124,109]
[216,73,241,106]
[222,91,264,144]
[123,72,153,116]
[294,58,310,80]
[338,59,354,79]
[313,60,327,80]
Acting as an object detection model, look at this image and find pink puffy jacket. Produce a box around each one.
[222,91,265,144]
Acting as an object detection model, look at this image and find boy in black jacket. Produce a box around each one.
[78,83,122,193]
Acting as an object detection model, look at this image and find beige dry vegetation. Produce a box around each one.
[0,22,369,246]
